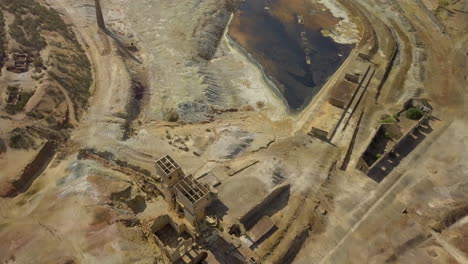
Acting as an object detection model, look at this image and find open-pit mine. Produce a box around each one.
[0,0,467,263]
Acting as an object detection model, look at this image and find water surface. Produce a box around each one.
[228,0,354,110]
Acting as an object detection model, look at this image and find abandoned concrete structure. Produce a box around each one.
[344,73,360,83]
[358,52,371,61]
[328,80,357,109]
[310,127,329,141]
[6,54,32,73]
[356,99,433,180]
[174,175,215,226]
[155,155,217,228]
[151,215,195,263]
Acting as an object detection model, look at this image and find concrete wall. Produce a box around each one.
[345,73,360,83]
[328,97,347,109]
[356,157,370,173]
[150,215,170,233]
[176,189,196,213]
[168,237,193,262]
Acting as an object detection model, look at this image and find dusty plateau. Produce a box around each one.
[0,0,467,263]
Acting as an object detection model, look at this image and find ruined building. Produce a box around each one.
[155,155,217,228]
[6,54,32,73]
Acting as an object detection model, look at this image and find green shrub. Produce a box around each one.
[26,111,44,119]
[405,108,423,120]
[384,131,392,140]
[381,114,398,124]
[33,56,43,68]
[438,0,450,7]
[8,128,36,149]
[5,91,34,114]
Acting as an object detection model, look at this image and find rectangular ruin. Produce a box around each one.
[6,54,33,73]
[246,216,276,244]
[175,176,211,204]
[151,215,194,262]
[174,175,214,224]
[328,80,357,109]
[155,224,192,250]
[357,99,432,179]
[155,154,184,186]
[155,155,217,228]
[345,73,360,83]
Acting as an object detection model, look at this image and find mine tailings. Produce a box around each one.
[228,0,354,110]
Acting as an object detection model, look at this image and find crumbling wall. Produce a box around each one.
[168,236,193,262]
[366,115,430,176]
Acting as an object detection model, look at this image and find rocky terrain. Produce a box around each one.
[0,0,466,263]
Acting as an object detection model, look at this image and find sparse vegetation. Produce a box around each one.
[381,114,398,124]
[0,0,93,115]
[217,221,224,232]
[405,107,423,120]
[5,90,34,114]
[384,131,392,140]
[47,50,92,111]
[438,0,450,8]
[0,0,77,49]
[8,127,36,149]
[26,111,44,119]
[33,56,43,68]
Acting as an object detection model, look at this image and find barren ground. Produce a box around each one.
[0,0,467,263]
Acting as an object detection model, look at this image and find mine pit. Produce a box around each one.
[228,0,354,110]
[1,0,467,263]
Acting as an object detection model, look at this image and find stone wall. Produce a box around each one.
[2,141,56,197]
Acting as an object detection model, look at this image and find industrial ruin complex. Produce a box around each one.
[1,0,466,263]
[156,155,216,228]
[151,154,291,263]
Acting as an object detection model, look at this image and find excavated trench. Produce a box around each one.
[122,80,146,140]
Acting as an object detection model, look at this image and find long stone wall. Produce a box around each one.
[2,141,57,197]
